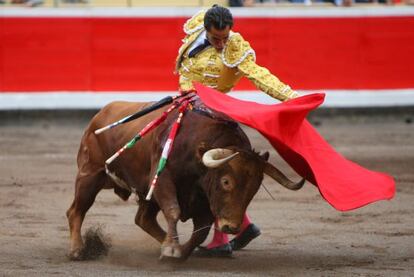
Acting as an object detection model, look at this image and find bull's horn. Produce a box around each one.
[202,149,239,168]
[264,162,305,190]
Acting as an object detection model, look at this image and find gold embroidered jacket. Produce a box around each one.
[175,10,298,102]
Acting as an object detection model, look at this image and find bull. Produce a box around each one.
[66,97,304,261]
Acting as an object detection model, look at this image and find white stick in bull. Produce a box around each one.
[94,94,185,135]
[146,100,190,201]
[105,101,183,165]
[105,94,195,165]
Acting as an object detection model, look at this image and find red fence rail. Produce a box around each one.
[1,15,413,92]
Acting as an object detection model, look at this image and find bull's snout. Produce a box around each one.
[218,219,240,234]
[221,224,240,234]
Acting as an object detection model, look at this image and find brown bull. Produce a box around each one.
[66,98,304,261]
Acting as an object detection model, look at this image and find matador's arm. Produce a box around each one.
[238,55,298,101]
[223,33,298,102]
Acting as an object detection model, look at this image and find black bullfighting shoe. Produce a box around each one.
[229,223,261,251]
[193,243,233,258]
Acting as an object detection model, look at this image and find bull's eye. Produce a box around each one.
[220,176,234,191]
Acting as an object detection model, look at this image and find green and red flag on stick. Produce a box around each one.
[146,100,190,200]
[94,94,187,135]
[105,95,193,165]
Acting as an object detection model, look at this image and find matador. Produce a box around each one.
[175,4,299,257]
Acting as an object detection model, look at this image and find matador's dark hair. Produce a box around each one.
[204,4,233,31]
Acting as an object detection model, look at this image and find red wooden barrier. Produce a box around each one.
[1,16,413,92]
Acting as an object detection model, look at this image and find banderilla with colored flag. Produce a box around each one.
[105,95,193,165]
[94,93,190,135]
[145,100,190,201]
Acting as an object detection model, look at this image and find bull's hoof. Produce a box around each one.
[68,248,85,261]
[159,242,182,261]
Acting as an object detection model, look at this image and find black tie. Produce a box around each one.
[188,39,211,58]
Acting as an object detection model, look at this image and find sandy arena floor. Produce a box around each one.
[0,112,413,276]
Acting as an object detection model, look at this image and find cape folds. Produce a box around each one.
[195,83,395,211]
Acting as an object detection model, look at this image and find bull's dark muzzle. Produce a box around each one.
[221,224,240,235]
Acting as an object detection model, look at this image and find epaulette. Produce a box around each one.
[183,10,206,35]
[222,32,256,68]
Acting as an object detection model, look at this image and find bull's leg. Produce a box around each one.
[134,199,166,243]
[152,170,182,260]
[66,170,105,260]
[180,214,214,260]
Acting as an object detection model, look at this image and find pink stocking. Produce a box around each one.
[238,213,251,236]
[206,220,229,249]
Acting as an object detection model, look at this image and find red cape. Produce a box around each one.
[195,83,395,211]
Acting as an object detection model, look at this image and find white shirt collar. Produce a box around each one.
[188,30,208,53]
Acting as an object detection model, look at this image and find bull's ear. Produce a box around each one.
[196,142,209,161]
[259,151,270,161]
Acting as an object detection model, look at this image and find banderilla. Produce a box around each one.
[94,93,190,135]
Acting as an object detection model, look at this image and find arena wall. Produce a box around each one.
[1,7,413,92]
[0,7,414,109]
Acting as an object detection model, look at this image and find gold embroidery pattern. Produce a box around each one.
[179,74,194,91]
[222,33,256,68]
[175,29,204,72]
[238,55,298,101]
[178,48,224,91]
[183,10,206,35]
[177,13,298,100]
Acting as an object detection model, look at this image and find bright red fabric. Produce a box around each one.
[195,83,395,211]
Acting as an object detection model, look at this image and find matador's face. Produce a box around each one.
[206,26,231,52]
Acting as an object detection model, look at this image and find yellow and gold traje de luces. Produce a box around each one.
[175,10,298,102]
